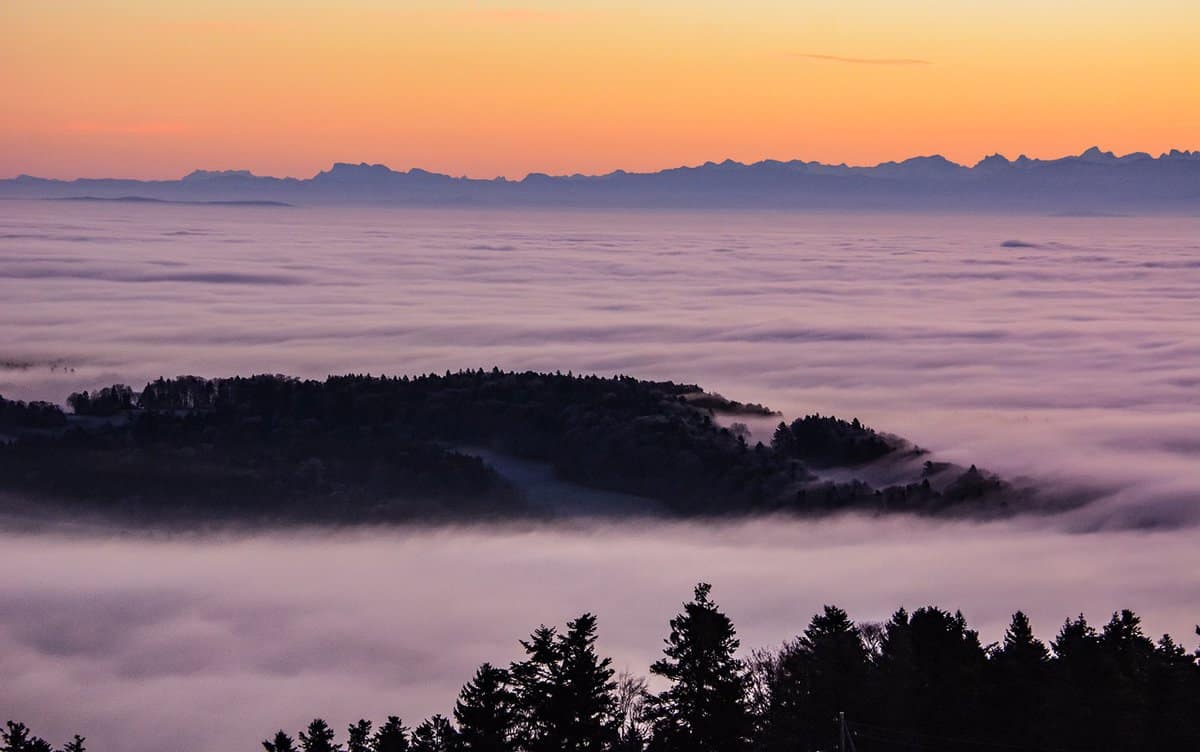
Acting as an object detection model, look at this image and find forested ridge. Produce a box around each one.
[8,585,1199,751]
[0,370,1039,524]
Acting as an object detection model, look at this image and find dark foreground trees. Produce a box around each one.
[646,584,752,752]
[8,585,1200,751]
[1,722,83,752]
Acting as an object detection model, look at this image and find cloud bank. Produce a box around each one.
[1,201,1197,752]
[0,202,1196,527]
[1,518,1196,752]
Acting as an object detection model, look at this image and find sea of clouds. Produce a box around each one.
[0,201,1197,751]
[2,518,1198,752]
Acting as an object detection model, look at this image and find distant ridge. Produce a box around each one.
[52,195,292,207]
[4,147,1199,211]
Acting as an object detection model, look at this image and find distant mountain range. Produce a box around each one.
[4,147,1199,211]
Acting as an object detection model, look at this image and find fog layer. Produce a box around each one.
[1,203,1198,750]
[2,202,1197,524]
[2,519,1197,752]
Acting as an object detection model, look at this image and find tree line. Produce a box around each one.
[13,584,1195,752]
[2,370,1041,524]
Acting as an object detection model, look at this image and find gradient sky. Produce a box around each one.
[3,0,1198,179]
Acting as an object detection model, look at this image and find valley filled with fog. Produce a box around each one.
[1,202,1197,752]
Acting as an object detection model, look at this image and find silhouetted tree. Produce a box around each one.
[410,716,456,752]
[58,736,86,752]
[646,583,752,752]
[263,731,298,752]
[371,717,410,752]
[1,723,51,752]
[555,613,618,751]
[989,611,1049,747]
[346,721,373,752]
[454,664,517,752]
[612,672,650,752]
[508,614,618,752]
[906,608,987,737]
[762,605,867,752]
[510,625,559,751]
[1049,613,1107,750]
[299,719,341,752]
[1097,609,1157,750]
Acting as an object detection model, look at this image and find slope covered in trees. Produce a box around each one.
[9,586,1200,751]
[0,370,1040,524]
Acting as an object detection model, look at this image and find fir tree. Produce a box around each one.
[454,663,518,752]
[554,613,618,752]
[510,625,560,751]
[410,716,456,752]
[762,605,867,752]
[347,721,373,752]
[1,722,51,752]
[58,737,86,752]
[299,719,341,752]
[372,717,410,752]
[990,611,1049,747]
[263,731,298,752]
[646,583,751,752]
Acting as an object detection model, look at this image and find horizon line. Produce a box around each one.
[7,145,1199,184]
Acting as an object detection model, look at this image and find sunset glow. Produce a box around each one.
[4,0,1199,179]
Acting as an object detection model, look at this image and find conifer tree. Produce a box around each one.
[372,717,410,752]
[1,722,51,752]
[646,583,751,752]
[509,625,560,751]
[554,613,618,752]
[763,605,866,752]
[990,611,1049,747]
[58,737,86,752]
[410,716,456,752]
[299,719,341,752]
[263,731,298,752]
[454,663,518,752]
[346,720,373,752]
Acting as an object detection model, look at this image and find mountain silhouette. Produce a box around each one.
[3,147,1198,210]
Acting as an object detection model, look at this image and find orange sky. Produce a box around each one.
[3,1,1198,179]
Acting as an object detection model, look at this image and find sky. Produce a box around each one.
[3,0,1199,179]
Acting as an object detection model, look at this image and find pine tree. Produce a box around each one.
[1049,614,1106,750]
[372,717,411,752]
[410,716,456,752]
[454,663,518,752]
[347,720,373,752]
[1098,609,1156,750]
[554,613,618,752]
[510,625,560,751]
[646,583,751,752]
[1,722,52,752]
[763,605,867,752]
[905,608,987,738]
[58,736,86,752]
[263,730,298,752]
[990,611,1050,748]
[299,719,341,752]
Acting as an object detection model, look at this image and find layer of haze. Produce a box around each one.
[2,202,1197,528]
[2,520,1198,752]
[3,1,1199,179]
[1,202,1198,751]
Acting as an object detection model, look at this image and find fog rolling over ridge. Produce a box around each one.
[2,196,1199,752]
[1,202,1196,528]
[3,147,1200,211]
